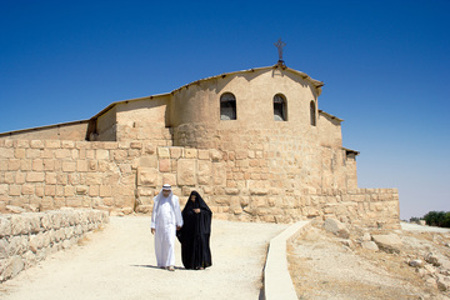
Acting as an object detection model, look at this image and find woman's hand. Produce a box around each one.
[193,208,201,214]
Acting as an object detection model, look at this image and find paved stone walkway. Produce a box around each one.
[0,216,288,300]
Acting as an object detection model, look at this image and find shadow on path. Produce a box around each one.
[130,264,187,271]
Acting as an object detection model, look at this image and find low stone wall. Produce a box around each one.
[0,209,109,282]
[309,188,400,229]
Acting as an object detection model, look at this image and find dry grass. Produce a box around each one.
[76,235,91,246]
[77,225,105,246]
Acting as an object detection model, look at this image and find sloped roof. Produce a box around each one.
[0,64,326,135]
[172,64,324,94]
[0,120,89,137]
[91,64,324,120]
[318,110,344,122]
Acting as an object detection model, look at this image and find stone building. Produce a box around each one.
[0,63,400,228]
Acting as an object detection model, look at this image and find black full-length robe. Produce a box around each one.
[177,191,212,269]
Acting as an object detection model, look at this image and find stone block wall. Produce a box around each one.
[173,126,357,192]
[0,209,109,282]
[0,139,399,229]
[309,188,400,229]
[0,139,140,213]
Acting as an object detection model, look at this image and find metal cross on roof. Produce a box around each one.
[274,38,286,62]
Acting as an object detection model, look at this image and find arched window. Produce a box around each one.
[310,101,316,126]
[220,93,237,120]
[273,94,287,121]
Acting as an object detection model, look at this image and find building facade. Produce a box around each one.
[0,64,400,228]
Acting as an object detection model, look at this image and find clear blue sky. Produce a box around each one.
[1,0,449,220]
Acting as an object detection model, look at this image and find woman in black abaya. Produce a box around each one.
[177,191,212,270]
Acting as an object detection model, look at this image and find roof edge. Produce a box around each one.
[343,147,360,156]
[0,120,89,137]
[90,64,324,121]
[171,64,324,95]
[90,92,170,121]
[319,110,344,122]
[4,65,326,132]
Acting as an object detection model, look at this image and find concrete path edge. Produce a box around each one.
[264,220,311,300]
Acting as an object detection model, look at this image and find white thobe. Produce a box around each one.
[151,194,183,267]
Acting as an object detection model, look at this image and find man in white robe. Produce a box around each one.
[151,184,183,271]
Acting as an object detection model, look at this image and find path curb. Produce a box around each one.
[264,220,311,300]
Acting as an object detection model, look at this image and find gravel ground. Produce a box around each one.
[0,216,288,300]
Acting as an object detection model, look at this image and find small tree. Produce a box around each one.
[409,217,420,223]
[442,212,450,228]
[423,211,449,227]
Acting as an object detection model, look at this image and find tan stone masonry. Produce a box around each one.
[0,139,399,229]
[0,209,109,282]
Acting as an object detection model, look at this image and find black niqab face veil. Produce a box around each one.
[182,191,212,233]
[185,191,208,209]
[177,191,212,269]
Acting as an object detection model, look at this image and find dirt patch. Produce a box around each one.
[288,223,450,300]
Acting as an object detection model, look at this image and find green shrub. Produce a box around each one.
[423,211,450,228]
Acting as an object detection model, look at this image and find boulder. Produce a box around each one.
[310,217,324,227]
[425,277,437,289]
[409,259,424,268]
[436,274,449,291]
[340,239,355,249]
[424,264,436,274]
[362,233,371,241]
[323,218,350,239]
[416,268,428,278]
[424,252,440,266]
[372,234,403,254]
[361,241,379,251]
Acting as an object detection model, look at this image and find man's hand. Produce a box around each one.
[193,208,200,214]
[176,226,182,231]
[151,228,155,235]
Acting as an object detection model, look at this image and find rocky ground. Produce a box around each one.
[288,219,450,300]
